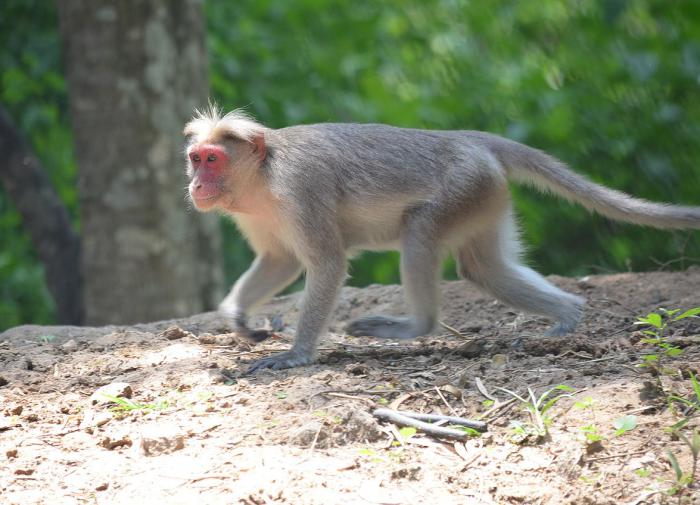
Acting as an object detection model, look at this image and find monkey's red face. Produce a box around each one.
[187,144,230,210]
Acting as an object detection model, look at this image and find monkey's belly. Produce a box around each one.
[343,222,401,251]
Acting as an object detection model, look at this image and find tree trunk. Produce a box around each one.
[0,105,83,325]
[56,0,222,325]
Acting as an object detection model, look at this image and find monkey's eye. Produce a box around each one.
[192,153,201,162]
[207,153,217,162]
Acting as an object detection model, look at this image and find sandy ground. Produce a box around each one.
[1,269,700,504]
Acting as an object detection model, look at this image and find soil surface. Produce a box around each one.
[2,269,700,504]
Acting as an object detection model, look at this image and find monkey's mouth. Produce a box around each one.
[190,183,221,203]
[192,194,217,201]
[190,192,221,211]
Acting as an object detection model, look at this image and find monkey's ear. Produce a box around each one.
[252,133,266,162]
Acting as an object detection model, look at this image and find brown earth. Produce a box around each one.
[1,269,700,504]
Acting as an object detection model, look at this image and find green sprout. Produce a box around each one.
[497,384,575,443]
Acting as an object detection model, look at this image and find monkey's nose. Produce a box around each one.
[191,180,219,200]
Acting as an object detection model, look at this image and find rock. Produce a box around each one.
[62,339,79,351]
[14,468,34,475]
[24,413,38,422]
[93,331,154,348]
[8,405,23,416]
[198,333,216,344]
[455,340,485,358]
[158,326,193,341]
[100,435,132,450]
[491,353,508,368]
[61,431,95,451]
[577,277,595,290]
[95,483,109,491]
[340,410,383,443]
[90,382,133,405]
[289,421,327,447]
[0,376,8,387]
[139,425,186,456]
[6,449,18,459]
[345,363,370,376]
[80,410,113,430]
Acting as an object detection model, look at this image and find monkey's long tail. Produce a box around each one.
[496,137,700,230]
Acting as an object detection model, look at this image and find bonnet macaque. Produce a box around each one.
[184,107,700,373]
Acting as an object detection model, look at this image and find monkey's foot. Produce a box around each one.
[245,350,313,374]
[345,316,429,340]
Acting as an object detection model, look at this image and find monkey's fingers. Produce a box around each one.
[245,350,312,374]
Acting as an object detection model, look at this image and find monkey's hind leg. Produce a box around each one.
[457,214,585,336]
[346,217,440,339]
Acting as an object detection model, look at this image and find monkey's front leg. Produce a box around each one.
[219,252,301,342]
[246,258,346,373]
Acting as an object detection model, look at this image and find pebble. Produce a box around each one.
[90,382,133,405]
[100,435,132,450]
[62,339,79,351]
[159,326,193,341]
[139,425,186,456]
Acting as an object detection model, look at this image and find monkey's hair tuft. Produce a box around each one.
[184,101,266,142]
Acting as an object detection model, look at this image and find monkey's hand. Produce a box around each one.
[220,308,272,343]
[245,350,313,374]
[236,327,272,343]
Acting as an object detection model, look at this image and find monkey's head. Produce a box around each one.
[183,107,267,212]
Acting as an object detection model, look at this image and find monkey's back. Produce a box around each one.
[264,123,509,249]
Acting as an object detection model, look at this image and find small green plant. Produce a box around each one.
[312,410,342,424]
[636,308,699,364]
[497,384,575,443]
[612,415,638,437]
[275,391,288,399]
[666,428,700,499]
[634,468,651,478]
[393,426,417,446]
[579,424,603,443]
[573,397,637,446]
[635,308,700,399]
[39,334,56,343]
[579,472,602,485]
[574,397,604,444]
[101,394,169,413]
[668,372,700,415]
[358,447,386,463]
[449,425,482,437]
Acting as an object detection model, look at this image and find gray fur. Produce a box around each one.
[184,112,700,372]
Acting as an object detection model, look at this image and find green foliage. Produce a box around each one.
[0,0,76,330]
[2,0,700,328]
[206,0,700,285]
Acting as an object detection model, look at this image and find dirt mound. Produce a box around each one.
[1,269,699,504]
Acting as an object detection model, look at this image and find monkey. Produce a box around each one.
[183,106,700,373]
